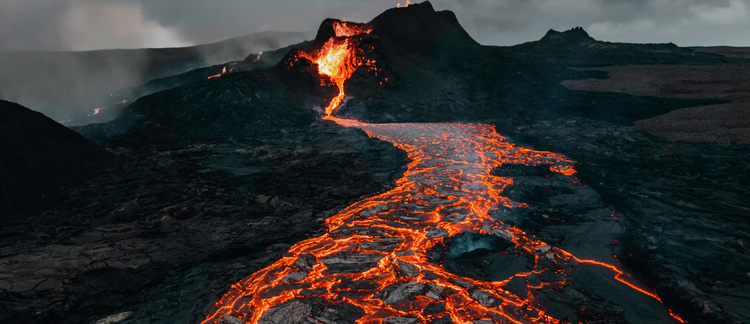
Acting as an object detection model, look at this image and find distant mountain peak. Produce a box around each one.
[368,0,479,50]
[302,1,477,58]
[541,26,595,43]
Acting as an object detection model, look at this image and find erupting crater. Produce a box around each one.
[293,20,374,117]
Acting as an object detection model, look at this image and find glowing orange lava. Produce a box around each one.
[333,21,371,38]
[203,117,674,324]
[208,66,227,79]
[397,0,412,8]
[87,108,102,117]
[670,309,687,323]
[311,21,371,116]
[251,52,263,63]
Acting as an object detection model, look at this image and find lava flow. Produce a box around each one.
[208,66,228,79]
[202,15,681,324]
[314,21,372,116]
[203,116,678,323]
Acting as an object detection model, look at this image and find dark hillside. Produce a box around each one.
[0,100,115,223]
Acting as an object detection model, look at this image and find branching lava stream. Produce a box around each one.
[203,16,683,324]
[203,118,677,323]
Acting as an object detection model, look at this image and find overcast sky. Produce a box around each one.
[1,0,748,51]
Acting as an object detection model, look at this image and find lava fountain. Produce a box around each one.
[202,12,684,324]
[313,21,372,116]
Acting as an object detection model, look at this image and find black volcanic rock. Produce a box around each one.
[335,19,733,123]
[79,49,337,145]
[539,27,595,44]
[508,26,721,67]
[0,31,310,123]
[308,2,478,57]
[0,119,408,324]
[368,1,479,54]
[0,100,115,223]
[125,40,314,106]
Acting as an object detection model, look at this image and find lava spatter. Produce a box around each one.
[202,117,675,324]
[313,22,372,116]
[208,67,227,80]
[283,20,372,117]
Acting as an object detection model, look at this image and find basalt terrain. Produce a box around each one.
[1,2,749,324]
[0,31,310,125]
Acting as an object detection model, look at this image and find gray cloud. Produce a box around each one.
[0,0,71,51]
[0,0,748,51]
[59,0,192,50]
[431,0,750,46]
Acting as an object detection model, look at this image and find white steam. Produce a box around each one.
[60,0,192,50]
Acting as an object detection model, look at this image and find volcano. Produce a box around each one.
[2,2,749,324]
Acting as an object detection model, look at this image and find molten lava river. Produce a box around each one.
[203,117,685,323]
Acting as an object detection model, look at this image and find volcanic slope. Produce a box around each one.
[59,39,314,127]
[78,47,336,145]
[0,31,310,123]
[331,4,733,124]
[0,99,115,224]
[0,22,408,324]
[81,1,730,144]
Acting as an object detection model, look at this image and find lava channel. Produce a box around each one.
[202,117,680,323]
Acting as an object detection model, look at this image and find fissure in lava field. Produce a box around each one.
[202,15,682,324]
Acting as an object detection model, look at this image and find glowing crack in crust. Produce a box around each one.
[202,118,670,324]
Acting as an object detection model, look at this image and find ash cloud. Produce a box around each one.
[59,0,192,51]
[0,0,191,51]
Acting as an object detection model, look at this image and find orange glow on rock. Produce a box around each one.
[396,1,411,8]
[332,21,372,38]
[311,22,372,116]
[208,66,227,80]
[315,38,360,116]
[550,164,577,176]
[87,108,102,117]
[669,309,687,323]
